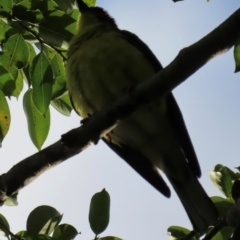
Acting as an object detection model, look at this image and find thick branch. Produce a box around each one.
[0,9,239,205]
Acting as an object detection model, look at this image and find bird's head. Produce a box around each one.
[76,0,117,30]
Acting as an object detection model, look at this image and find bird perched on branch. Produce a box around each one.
[66,0,218,232]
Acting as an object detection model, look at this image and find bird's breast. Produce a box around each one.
[67,29,156,116]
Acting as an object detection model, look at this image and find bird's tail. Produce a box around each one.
[167,173,218,233]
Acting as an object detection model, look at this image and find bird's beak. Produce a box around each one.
[76,0,90,12]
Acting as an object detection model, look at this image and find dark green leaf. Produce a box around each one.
[15,0,31,9]
[23,89,50,150]
[0,90,10,146]
[211,196,234,217]
[0,64,16,96]
[16,231,28,238]
[51,92,72,116]
[31,0,59,14]
[31,52,53,115]
[5,20,24,38]
[13,5,44,23]
[52,224,78,240]
[0,213,10,236]
[211,227,233,240]
[215,165,240,180]
[231,180,240,202]
[27,205,62,235]
[167,226,198,240]
[0,0,12,17]
[89,189,110,235]
[210,165,233,199]
[0,18,10,42]
[26,235,53,240]
[39,9,78,49]
[0,33,30,69]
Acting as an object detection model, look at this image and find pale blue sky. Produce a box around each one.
[0,1,240,240]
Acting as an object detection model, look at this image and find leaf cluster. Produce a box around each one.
[0,189,122,240]
[0,0,97,149]
[168,165,240,240]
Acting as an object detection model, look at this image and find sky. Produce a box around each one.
[0,1,240,240]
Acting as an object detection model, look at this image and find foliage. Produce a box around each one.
[1,166,240,240]
[2,1,240,240]
[168,165,240,240]
[0,0,95,149]
[0,189,122,240]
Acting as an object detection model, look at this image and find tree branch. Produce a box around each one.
[0,9,239,205]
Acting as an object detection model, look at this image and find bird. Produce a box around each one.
[66,0,218,232]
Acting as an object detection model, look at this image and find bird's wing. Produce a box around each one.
[103,138,170,197]
[120,30,163,72]
[166,94,201,177]
[69,92,80,116]
[121,29,201,177]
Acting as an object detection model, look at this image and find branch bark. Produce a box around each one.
[0,8,239,205]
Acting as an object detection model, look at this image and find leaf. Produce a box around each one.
[54,0,96,13]
[167,226,198,240]
[0,18,10,42]
[89,189,110,235]
[16,231,28,238]
[231,180,240,202]
[26,235,52,240]
[234,38,240,72]
[36,44,56,62]
[209,165,233,199]
[27,205,62,235]
[0,0,12,17]
[210,227,234,240]
[23,89,50,150]
[214,164,240,180]
[0,214,10,236]
[31,52,53,115]
[0,64,15,96]
[211,196,234,217]
[52,224,78,240]
[0,33,30,70]
[54,0,75,13]
[31,0,59,13]
[12,5,44,23]
[50,53,66,78]
[11,69,23,97]
[0,90,11,146]
[38,9,79,49]
[22,42,37,87]
[4,192,18,206]
[86,0,97,7]
[51,76,67,99]
[51,92,72,116]
[16,231,53,240]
